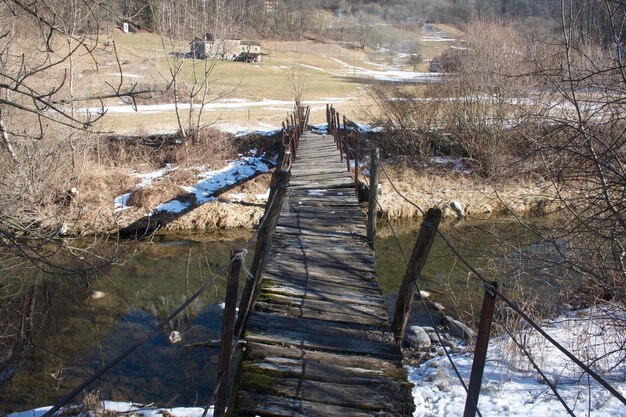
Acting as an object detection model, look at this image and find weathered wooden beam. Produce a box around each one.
[391,208,442,342]
[354,131,360,197]
[343,116,350,172]
[367,147,380,249]
[214,251,242,417]
[234,170,291,338]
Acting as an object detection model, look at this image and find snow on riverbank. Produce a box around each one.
[114,164,176,212]
[215,123,281,138]
[114,155,272,215]
[170,155,272,211]
[409,306,626,416]
[8,401,212,417]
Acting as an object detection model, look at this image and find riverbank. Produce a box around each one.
[60,148,564,236]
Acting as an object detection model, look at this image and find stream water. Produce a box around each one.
[1,218,558,413]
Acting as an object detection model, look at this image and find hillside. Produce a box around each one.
[75,23,460,135]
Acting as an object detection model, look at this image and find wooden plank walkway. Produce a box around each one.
[231,132,415,416]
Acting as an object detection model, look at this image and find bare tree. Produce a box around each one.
[0,0,153,389]
[515,0,626,305]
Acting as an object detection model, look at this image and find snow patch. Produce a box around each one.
[331,57,441,83]
[429,156,471,174]
[157,156,272,213]
[114,165,175,212]
[155,199,191,214]
[298,63,326,72]
[408,306,626,416]
[8,402,212,417]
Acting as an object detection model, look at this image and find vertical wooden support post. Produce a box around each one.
[326,104,330,128]
[234,170,291,338]
[333,111,343,146]
[281,121,286,147]
[391,208,442,343]
[305,106,310,130]
[343,116,350,172]
[214,251,242,417]
[295,126,300,156]
[336,113,343,159]
[367,147,380,249]
[463,281,498,417]
[333,111,336,138]
[354,131,360,197]
[334,109,338,141]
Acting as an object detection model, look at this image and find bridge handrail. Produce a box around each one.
[41,105,304,417]
[326,104,362,198]
[327,103,626,416]
[374,151,626,408]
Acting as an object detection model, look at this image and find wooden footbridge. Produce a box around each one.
[40,105,626,417]
[223,107,416,416]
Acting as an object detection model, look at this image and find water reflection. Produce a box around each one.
[3,220,562,413]
[2,231,250,413]
[376,217,561,327]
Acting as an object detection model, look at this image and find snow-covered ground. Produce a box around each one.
[331,57,442,83]
[76,98,346,116]
[8,402,213,417]
[215,123,281,138]
[409,306,626,416]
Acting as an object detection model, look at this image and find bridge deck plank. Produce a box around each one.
[232,132,414,416]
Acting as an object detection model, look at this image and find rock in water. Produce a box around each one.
[445,316,477,342]
[169,331,182,344]
[406,326,432,350]
[88,290,105,300]
[450,201,464,218]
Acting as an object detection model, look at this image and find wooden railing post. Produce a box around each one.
[333,110,343,147]
[326,104,330,128]
[289,132,296,160]
[234,169,291,338]
[354,131,360,197]
[391,208,442,343]
[334,111,338,143]
[304,106,310,130]
[336,113,343,160]
[214,251,243,417]
[463,281,498,417]
[329,105,332,129]
[367,147,380,249]
[343,116,350,171]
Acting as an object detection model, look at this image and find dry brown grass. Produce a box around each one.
[222,172,272,198]
[77,164,135,208]
[375,161,565,220]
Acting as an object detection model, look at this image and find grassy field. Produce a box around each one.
[85,25,461,134]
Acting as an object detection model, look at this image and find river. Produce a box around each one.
[1,218,559,413]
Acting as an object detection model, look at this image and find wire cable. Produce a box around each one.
[41,259,233,417]
[368,141,626,407]
[376,199,481,417]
